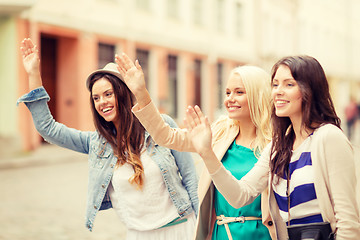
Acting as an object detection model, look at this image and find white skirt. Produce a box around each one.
[125,212,196,240]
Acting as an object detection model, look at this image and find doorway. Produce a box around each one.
[40,35,58,120]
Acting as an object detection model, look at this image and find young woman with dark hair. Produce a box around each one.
[87,73,145,186]
[270,56,341,180]
[185,55,360,239]
[17,38,198,240]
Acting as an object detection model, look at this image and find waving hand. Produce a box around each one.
[20,38,42,90]
[115,53,151,108]
[184,105,213,156]
[184,106,222,173]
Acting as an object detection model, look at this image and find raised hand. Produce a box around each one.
[185,105,221,173]
[184,105,213,157]
[115,53,146,95]
[20,38,40,75]
[115,53,151,108]
[20,38,42,90]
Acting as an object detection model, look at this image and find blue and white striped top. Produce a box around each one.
[272,134,323,226]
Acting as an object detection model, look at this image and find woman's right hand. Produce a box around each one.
[20,38,42,90]
[115,53,151,108]
[20,38,40,75]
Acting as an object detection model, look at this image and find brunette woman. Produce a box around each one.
[18,38,198,240]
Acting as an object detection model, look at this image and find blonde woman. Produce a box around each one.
[116,53,275,239]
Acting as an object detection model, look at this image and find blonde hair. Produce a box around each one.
[212,65,273,158]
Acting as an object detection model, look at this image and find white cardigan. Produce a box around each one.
[210,124,360,240]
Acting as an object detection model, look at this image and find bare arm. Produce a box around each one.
[20,38,42,91]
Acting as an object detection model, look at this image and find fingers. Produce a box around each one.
[135,59,142,71]
[115,53,143,81]
[115,55,126,77]
[20,38,38,58]
[185,107,195,130]
[117,65,126,78]
[194,105,207,124]
[186,105,205,129]
[186,106,198,128]
[116,52,135,71]
[26,38,35,49]
[183,117,191,131]
[115,54,126,75]
[20,39,28,57]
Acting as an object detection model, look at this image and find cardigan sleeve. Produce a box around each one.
[162,114,199,216]
[315,124,360,239]
[133,101,196,152]
[209,143,271,208]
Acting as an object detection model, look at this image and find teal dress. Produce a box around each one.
[212,141,271,240]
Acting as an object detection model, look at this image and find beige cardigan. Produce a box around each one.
[133,101,276,239]
[210,124,360,240]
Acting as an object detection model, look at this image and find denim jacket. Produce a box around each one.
[17,87,199,231]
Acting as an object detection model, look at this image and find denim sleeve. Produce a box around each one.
[162,114,199,216]
[17,87,91,154]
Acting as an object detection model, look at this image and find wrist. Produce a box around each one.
[28,69,41,77]
[199,149,222,174]
[199,147,213,159]
[131,84,147,96]
[135,89,151,109]
[28,70,43,91]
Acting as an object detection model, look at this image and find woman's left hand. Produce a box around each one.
[184,105,213,157]
[184,105,222,174]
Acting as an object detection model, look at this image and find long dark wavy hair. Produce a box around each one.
[88,73,145,189]
[270,55,341,180]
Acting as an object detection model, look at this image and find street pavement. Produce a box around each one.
[0,142,359,240]
[0,145,126,240]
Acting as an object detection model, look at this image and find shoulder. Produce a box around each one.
[211,115,238,139]
[311,124,351,157]
[89,131,104,142]
[313,123,345,141]
[212,115,236,132]
[212,115,231,128]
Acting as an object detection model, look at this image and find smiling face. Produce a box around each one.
[91,78,118,123]
[224,72,251,121]
[272,65,303,122]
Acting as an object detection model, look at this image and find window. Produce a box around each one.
[136,49,149,87]
[168,55,178,118]
[194,59,202,108]
[98,43,115,68]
